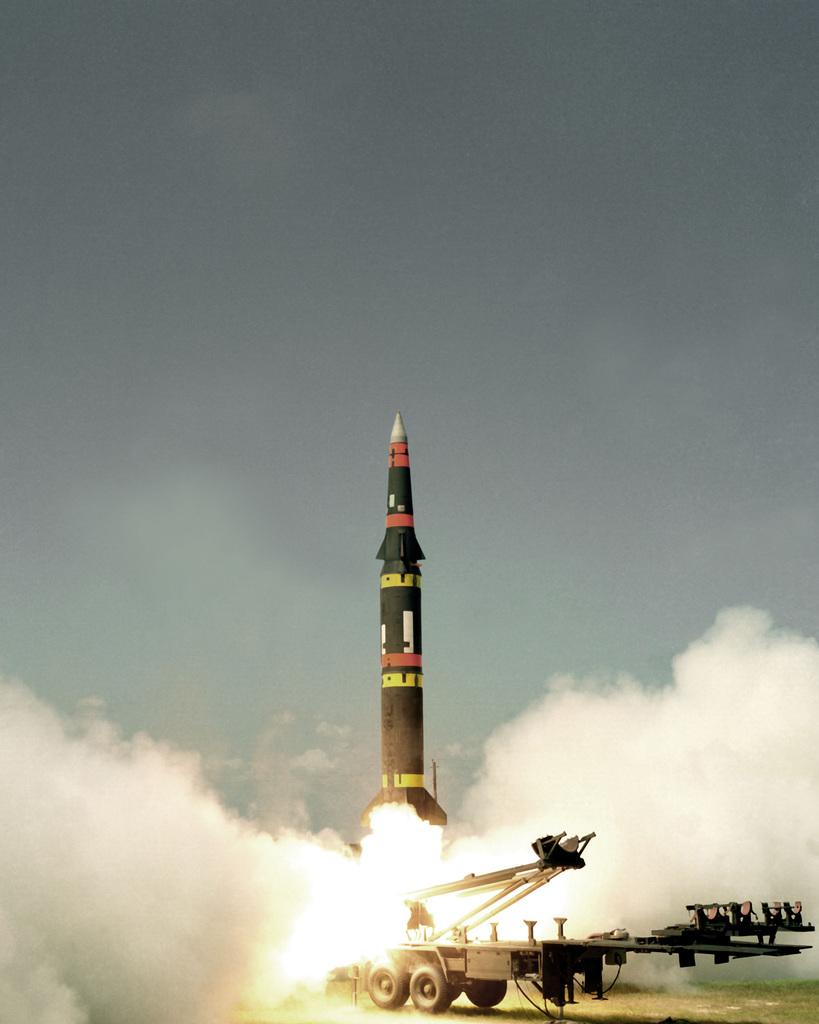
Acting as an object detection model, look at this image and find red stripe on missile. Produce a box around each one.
[386,513,414,527]
[382,653,423,668]
[389,444,410,467]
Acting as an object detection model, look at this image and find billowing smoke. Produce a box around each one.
[0,679,360,1023]
[451,607,819,977]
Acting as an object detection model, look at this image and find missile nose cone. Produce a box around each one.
[391,411,408,444]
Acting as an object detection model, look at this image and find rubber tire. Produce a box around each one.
[409,963,455,1014]
[465,978,507,1008]
[367,963,409,1010]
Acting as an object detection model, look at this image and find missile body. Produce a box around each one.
[361,413,447,827]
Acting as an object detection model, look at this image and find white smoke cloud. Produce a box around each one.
[452,607,819,977]
[290,748,335,774]
[0,678,352,1023]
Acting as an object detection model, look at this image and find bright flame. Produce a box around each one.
[245,801,586,1013]
[360,804,444,893]
[243,804,446,1012]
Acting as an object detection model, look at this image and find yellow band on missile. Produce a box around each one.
[393,773,425,788]
[380,774,426,788]
[381,573,421,588]
[382,673,423,687]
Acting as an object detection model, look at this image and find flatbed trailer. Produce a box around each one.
[359,833,813,1015]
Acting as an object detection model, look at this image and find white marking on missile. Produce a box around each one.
[381,624,386,655]
[389,493,395,507]
[403,610,414,652]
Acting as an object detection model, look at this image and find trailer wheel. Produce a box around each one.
[367,963,409,1010]
[465,979,507,1008]
[409,963,454,1014]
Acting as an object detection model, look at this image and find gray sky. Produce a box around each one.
[2,1,818,837]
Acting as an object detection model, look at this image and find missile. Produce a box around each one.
[361,413,447,828]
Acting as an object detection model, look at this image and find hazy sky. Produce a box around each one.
[2,2,818,836]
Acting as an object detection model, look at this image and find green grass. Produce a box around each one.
[236,978,819,1023]
[549,979,819,1024]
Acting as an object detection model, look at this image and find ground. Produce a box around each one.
[234,978,819,1024]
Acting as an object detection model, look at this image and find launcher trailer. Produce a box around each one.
[359,832,813,1015]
